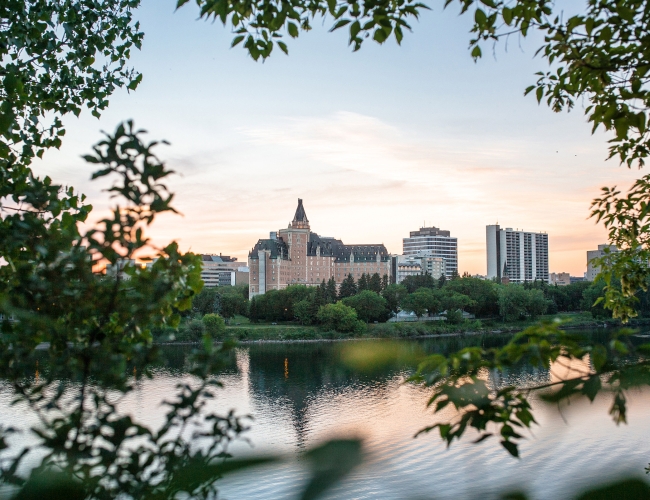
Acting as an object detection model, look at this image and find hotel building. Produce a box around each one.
[248,199,391,298]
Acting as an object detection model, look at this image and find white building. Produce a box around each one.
[486,225,549,283]
[393,254,446,283]
[586,244,618,281]
[402,226,458,278]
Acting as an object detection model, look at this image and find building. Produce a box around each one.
[392,254,446,284]
[586,244,618,281]
[248,199,391,298]
[200,254,249,287]
[550,272,571,286]
[402,226,458,278]
[486,225,549,283]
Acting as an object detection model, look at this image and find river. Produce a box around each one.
[2,330,650,499]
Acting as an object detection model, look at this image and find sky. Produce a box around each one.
[35,0,643,276]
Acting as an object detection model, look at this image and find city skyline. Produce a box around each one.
[32,0,641,276]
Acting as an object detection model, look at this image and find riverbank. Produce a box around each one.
[154,312,649,344]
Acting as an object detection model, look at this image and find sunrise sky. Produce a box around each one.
[35,0,642,276]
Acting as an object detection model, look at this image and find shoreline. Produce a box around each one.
[154,319,645,346]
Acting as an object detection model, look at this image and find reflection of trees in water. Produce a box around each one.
[245,343,401,449]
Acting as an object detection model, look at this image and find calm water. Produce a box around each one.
[2,331,650,499]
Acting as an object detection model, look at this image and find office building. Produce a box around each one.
[402,226,458,278]
[248,199,391,297]
[550,272,571,286]
[486,225,549,283]
[586,244,618,281]
[200,254,249,287]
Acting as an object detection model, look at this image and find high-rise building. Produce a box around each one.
[248,199,391,297]
[486,225,549,283]
[402,226,458,278]
[586,244,618,281]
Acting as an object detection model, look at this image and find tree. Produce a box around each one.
[342,290,388,323]
[401,289,440,318]
[381,274,390,290]
[192,287,219,316]
[294,299,314,325]
[382,284,408,315]
[339,273,357,299]
[368,273,382,293]
[220,292,247,322]
[438,274,447,288]
[316,302,365,334]
[445,277,499,317]
[202,313,226,338]
[326,277,338,304]
[357,273,369,292]
[401,273,436,293]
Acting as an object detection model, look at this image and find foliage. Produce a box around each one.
[446,277,499,317]
[0,122,259,496]
[381,283,408,315]
[411,320,650,458]
[317,302,365,334]
[179,0,427,60]
[400,288,439,318]
[498,285,549,321]
[401,272,436,293]
[202,313,226,338]
[342,290,388,323]
[338,273,357,299]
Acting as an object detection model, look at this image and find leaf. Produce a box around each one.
[330,19,350,32]
[288,22,299,38]
[500,440,519,458]
[300,439,363,500]
[231,35,245,47]
[471,45,482,59]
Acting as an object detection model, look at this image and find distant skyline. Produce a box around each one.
[35,0,642,276]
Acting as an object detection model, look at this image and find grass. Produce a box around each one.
[154,311,645,344]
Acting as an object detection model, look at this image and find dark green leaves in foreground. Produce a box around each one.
[178,0,428,60]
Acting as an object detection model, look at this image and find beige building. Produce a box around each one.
[248,199,391,297]
[586,244,618,281]
[393,254,446,284]
[550,272,571,286]
[200,254,249,287]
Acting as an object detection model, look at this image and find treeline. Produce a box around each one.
[173,272,650,339]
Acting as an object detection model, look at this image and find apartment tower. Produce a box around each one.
[486,225,549,283]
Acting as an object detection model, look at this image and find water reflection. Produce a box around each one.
[2,331,649,499]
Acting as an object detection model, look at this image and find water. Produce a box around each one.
[2,331,650,499]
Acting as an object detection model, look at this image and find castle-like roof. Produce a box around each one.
[249,238,289,260]
[293,198,308,224]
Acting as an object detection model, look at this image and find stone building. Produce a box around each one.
[248,199,391,297]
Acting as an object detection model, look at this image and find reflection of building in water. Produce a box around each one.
[243,344,393,449]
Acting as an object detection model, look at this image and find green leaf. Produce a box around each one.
[300,439,363,500]
[231,35,245,47]
[288,22,299,38]
[330,19,350,31]
[500,440,519,458]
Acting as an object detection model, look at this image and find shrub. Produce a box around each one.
[317,302,366,334]
[203,313,226,338]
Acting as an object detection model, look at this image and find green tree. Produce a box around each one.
[339,273,357,299]
[445,277,499,317]
[357,273,369,292]
[342,290,388,323]
[192,286,219,316]
[326,277,338,304]
[401,289,440,318]
[382,284,408,315]
[317,302,365,334]
[368,273,382,293]
[220,292,247,322]
[381,274,390,290]
[438,274,447,288]
[401,273,436,293]
[294,299,314,325]
[498,285,531,321]
[202,313,226,338]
